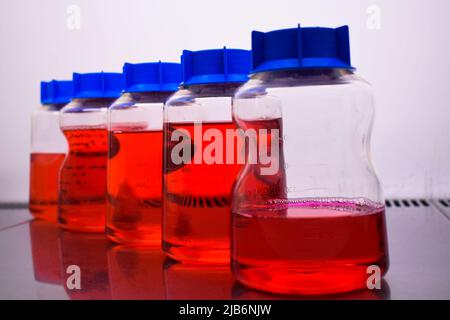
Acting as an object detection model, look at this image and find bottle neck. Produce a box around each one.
[182,82,243,97]
[249,68,357,87]
[42,103,67,111]
[251,68,354,79]
[125,91,174,103]
[70,97,118,108]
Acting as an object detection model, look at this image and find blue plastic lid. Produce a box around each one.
[181,47,251,85]
[252,24,353,73]
[40,80,73,105]
[123,61,181,93]
[72,72,123,99]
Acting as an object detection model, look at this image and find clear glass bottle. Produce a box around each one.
[107,61,181,245]
[231,25,389,295]
[29,80,72,221]
[163,48,251,264]
[59,72,123,233]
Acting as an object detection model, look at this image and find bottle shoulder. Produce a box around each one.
[165,83,242,107]
[234,69,372,99]
[110,92,171,110]
[35,104,65,112]
[32,104,64,119]
[61,98,116,113]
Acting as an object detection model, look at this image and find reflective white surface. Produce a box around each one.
[0,204,449,300]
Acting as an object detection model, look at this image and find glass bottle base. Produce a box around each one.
[231,198,389,295]
[233,258,388,295]
[106,226,161,246]
[29,204,58,222]
[163,239,229,265]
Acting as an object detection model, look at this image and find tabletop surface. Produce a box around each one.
[0,202,449,300]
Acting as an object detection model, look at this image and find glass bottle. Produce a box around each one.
[59,72,123,232]
[29,80,72,221]
[231,25,389,295]
[107,61,181,245]
[163,48,251,264]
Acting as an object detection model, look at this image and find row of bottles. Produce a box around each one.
[29,24,389,295]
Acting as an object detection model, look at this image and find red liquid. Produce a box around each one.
[58,127,108,232]
[29,153,65,221]
[107,129,163,245]
[29,220,62,284]
[107,246,166,300]
[231,118,287,208]
[232,199,389,295]
[59,231,111,300]
[163,122,242,264]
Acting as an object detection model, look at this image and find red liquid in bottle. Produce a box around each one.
[29,153,65,221]
[231,118,287,208]
[58,127,108,232]
[163,122,241,264]
[232,199,389,295]
[107,128,163,245]
[232,117,388,295]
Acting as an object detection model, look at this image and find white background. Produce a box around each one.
[0,0,449,202]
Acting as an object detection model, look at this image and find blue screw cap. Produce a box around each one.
[40,80,73,105]
[181,47,251,86]
[252,24,353,73]
[72,72,123,99]
[123,61,182,93]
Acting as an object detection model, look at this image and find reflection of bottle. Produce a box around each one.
[231,282,285,301]
[232,280,391,300]
[163,48,251,264]
[29,80,71,221]
[107,62,181,245]
[59,231,111,300]
[327,280,391,300]
[59,72,123,232]
[107,246,166,300]
[232,25,389,295]
[163,259,234,300]
[29,220,62,284]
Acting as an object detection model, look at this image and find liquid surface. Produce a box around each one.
[232,198,389,295]
[29,153,65,221]
[163,122,242,264]
[107,129,163,245]
[58,127,108,232]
